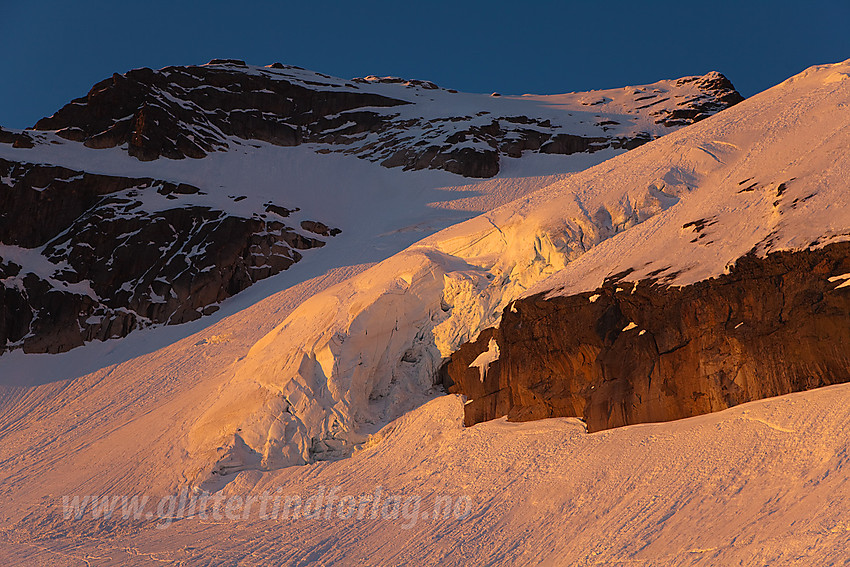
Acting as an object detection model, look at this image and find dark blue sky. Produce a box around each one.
[1,0,848,129]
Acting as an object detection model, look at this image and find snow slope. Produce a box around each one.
[0,143,589,383]
[0,65,733,517]
[5,385,850,565]
[190,59,850,482]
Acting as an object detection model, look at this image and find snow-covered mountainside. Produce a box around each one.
[444,61,850,429]
[186,59,850,484]
[2,59,849,567]
[0,61,740,356]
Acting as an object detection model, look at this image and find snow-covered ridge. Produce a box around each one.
[12,59,742,178]
[187,59,850,484]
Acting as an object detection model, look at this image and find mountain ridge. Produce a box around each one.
[9,60,742,178]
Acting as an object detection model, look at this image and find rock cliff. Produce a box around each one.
[0,157,332,354]
[444,243,850,431]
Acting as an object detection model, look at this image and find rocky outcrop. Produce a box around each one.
[0,126,35,148]
[0,158,336,354]
[34,62,405,162]
[443,242,850,431]
[653,72,745,127]
[27,61,744,178]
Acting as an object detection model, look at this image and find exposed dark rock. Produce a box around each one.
[1,127,36,148]
[351,75,440,90]
[55,127,87,141]
[443,242,850,431]
[0,158,337,355]
[208,59,247,66]
[540,133,609,154]
[300,220,341,237]
[34,63,407,164]
[265,203,296,217]
[0,158,144,247]
[655,72,745,127]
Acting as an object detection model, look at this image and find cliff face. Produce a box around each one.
[33,61,405,163]
[0,157,333,354]
[443,242,850,431]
